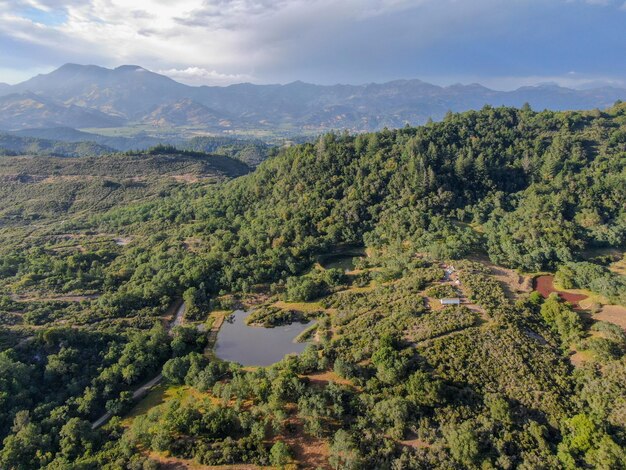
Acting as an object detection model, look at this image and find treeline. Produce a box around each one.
[556,261,626,305]
[90,104,625,309]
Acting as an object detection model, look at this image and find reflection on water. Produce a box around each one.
[215,310,312,366]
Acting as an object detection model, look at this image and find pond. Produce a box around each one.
[215,310,313,366]
[319,248,365,272]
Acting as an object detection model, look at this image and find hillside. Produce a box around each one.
[0,132,115,157]
[2,64,625,135]
[0,105,624,469]
[0,149,249,228]
[11,127,166,152]
[4,129,272,163]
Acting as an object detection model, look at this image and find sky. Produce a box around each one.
[1,0,626,89]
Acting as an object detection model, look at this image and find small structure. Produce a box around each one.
[440,298,461,306]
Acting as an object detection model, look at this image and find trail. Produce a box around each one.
[91,300,186,430]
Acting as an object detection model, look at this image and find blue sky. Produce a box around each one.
[1,0,625,89]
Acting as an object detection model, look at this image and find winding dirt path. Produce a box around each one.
[91,300,186,429]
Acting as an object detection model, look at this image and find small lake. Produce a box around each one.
[215,310,313,366]
[319,249,365,272]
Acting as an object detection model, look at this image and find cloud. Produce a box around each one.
[157,67,254,86]
[1,0,625,85]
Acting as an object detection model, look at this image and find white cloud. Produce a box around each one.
[157,67,254,86]
[1,0,625,85]
[3,0,435,83]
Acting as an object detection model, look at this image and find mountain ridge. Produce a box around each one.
[1,64,625,134]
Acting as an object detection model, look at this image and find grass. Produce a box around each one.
[204,315,215,330]
[551,278,609,307]
[123,384,218,426]
[294,323,318,343]
[122,384,181,425]
[273,300,325,313]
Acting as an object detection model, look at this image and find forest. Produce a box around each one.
[0,104,625,469]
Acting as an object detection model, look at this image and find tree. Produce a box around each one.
[269,441,291,468]
[406,370,442,407]
[162,356,191,384]
[59,418,96,460]
[106,391,134,416]
[0,411,51,470]
[329,430,361,470]
[183,284,210,321]
[372,397,409,439]
[444,421,479,467]
[540,294,583,345]
[371,337,407,384]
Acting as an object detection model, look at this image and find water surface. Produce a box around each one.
[319,249,364,271]
[215,310,312,366]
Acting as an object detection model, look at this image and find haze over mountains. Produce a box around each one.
[1,63,625,136]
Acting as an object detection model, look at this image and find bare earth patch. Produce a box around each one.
[11,294,99,303]
[400,433,431,449]
[593,305,626,331]
[570,350,594,367]
[114,236,132,246]
[171,174,201,183]
[183,237,203,252]
[469,255,532,299]
[424,296,445,311]
[281,418,330,469]
[534,275,588,308]
[149,452,262,470]
[303,370,353,388]
[273,300,325,313]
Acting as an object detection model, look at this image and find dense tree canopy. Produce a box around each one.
[0,104,625,468]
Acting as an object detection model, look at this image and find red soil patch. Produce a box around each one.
[534,275,588,308]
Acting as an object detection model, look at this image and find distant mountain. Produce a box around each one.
[8,64,189,120]
[141,99,231,128]
[0,132,115,157]
[0,92,124,130]
[1,64,625,134]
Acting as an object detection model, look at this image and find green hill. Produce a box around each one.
[0,132,115,157]
[0,148,249,225]
[0,105,624,469]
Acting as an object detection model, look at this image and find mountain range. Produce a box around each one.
[1,63,625,135]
